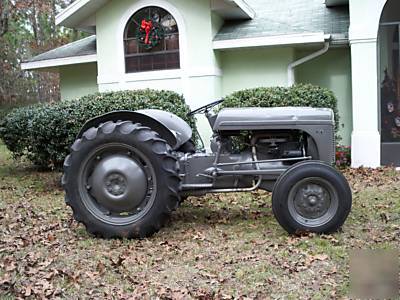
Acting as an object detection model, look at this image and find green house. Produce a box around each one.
[22,0,400,167]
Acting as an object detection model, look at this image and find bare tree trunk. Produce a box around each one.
[30,1,39,43]
[0,0,10,37]
[0,86,5,104]
[50,0,57,40]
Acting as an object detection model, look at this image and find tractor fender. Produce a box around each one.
[77,109,192,150]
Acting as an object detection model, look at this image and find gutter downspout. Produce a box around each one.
[287,38,331,86]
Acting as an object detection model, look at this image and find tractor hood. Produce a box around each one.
[213,107,335,131]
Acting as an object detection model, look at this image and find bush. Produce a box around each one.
[220,84,340,136]
[0,102,34,122]
[0,89,195,169]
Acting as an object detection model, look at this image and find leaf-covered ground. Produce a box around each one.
[1,143,399,299]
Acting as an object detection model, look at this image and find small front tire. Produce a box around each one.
[272,161,352,234]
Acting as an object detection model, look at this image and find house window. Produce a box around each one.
[124,6,180,73]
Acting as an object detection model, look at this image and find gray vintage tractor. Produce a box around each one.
[62,100,352,238]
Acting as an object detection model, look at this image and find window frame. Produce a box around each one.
[123,6,180,74]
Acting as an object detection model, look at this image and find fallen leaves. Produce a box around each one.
[1,150,400,298]
[310,254,329,262]
[343,166,400,193]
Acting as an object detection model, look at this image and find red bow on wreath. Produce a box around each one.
[140,19,153,45]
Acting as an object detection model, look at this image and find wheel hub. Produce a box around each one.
[89,154,148,213]
[105,173,127,196]
[294,184,331,219]
[308,195,318,206]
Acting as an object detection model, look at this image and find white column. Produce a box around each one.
[350,38,381,167]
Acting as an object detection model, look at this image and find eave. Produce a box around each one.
[56,0,108,32]
[56,0,254,31]
[21,54,97,71]
[213,33,330,50]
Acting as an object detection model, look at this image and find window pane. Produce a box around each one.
[125,40,138,54]
[166,34,179,51]
[161,15,178,34]
[153,54,166,69]
[126,57,139,73]
[125,21,137,39]
[138,56,150,71]
[166,52,180,69]
[139,39,163,53]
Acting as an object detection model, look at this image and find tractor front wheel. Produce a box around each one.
[272,161,352,234]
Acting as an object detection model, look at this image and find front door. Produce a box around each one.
[379,23,400,166]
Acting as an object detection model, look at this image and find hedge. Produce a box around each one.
[0,84,339,169]
[0,89,195,169]
[218,84,340,151]
[219,84,340,134]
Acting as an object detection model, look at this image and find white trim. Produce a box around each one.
[232,0,255,19]
[349,37,378,45]
[98,69,182,84]
[213,32,327,50]
[56,0,90,26]
[97,67,222,85]
[188,67,222,78]
[21,54,97,70]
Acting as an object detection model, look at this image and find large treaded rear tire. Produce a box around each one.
[62,121,180,239]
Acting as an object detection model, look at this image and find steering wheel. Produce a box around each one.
[187,99,225,117]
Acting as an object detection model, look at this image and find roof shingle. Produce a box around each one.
[26,35,96,63]
[214,0,349,41]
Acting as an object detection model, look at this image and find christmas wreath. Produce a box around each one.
[136,19,165,50]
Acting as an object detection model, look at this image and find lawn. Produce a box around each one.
[0,142,399,299]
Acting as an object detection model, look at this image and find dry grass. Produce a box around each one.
[0,143,399,299]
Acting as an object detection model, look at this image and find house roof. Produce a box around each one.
[23,0,350,70]
[21,35,97,70]
[214,0,349,48]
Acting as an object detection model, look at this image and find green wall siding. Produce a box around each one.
[295,48,353,145]
[59,63,98,100]
[220,47,295,95]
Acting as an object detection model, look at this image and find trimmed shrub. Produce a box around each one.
[217,84,341,152]
[0,89,195,169]
[219,84,340,135]
[0,102,37,122]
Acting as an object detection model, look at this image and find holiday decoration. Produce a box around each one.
[137,19,165,50]
[381,69,400,141]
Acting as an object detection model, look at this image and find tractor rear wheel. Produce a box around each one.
[272,161,352,234]
[62,121,180,239]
